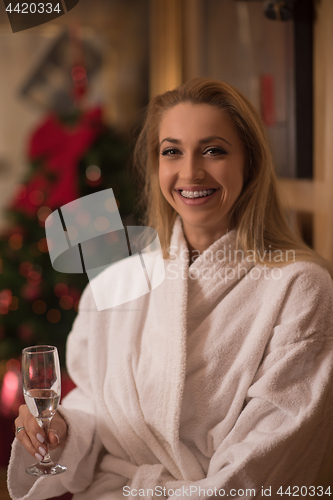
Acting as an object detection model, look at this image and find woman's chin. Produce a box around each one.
[180,214,229,235]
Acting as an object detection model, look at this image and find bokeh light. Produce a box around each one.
[32,300,47,315]
[66,225,79,241]
[46,238,53,251]
[54,283,69,297]
[19,261,33,277]
[86,165,101,182]
[105,197,118,213]
[8,234,23,250]
[94,216,109,232]
[106,231,119,243]
[76,209,91,226]
[47,309,61,324]
[72,66,88,87]
[20,284,41,301]
[38,238,49,253]
[0,290,12,314]
[6,358,20,373]
[59,295,74,310]
[29,190,44,206]
[27,270,42,286]
[37,206,52,222]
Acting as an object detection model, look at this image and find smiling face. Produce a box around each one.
[158,103,245,246]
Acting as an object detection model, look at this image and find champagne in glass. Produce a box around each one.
[22,345,67,476]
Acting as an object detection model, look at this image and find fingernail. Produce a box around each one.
[49,430,60,444]
[39,447,46,456]
[35,453,43,461]
[36,433,44,443]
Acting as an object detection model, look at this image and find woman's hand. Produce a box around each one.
[15,405,68,461]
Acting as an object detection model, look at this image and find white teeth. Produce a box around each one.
[180,189,215,199]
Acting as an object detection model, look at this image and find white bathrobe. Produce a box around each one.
[8,218,333,500]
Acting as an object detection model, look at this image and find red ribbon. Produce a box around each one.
[12,107,104,215]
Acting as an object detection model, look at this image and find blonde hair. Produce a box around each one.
[134,78,333,276]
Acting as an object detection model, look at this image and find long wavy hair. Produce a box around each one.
[134,78,333,276]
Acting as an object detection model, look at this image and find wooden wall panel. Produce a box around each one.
[149,0,183,97]
[313,0,333,260]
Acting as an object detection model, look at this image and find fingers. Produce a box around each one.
[15,404,69,457]
[48,430,60,448]
[48,412,68,449]
[15,405,48,460]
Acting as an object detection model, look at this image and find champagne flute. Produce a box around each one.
[22,345,67,476]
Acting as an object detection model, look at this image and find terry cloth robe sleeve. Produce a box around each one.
[164,263,333,499]
[7,255,177,500]
[7,284,103,500]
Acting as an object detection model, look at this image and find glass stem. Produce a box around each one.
[37,418,52,464]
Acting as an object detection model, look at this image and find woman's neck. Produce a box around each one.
[183,224,230,265]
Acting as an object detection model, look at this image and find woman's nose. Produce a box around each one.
[179,155,205,181]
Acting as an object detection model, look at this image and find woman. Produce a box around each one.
[9,79,333,499]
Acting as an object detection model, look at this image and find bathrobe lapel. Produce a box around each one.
[132,219,189,479]
[135,219,254,480]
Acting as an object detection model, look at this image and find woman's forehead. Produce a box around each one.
[158,102,241,144]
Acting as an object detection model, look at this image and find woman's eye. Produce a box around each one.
[160,148,181,156]
[203,147,228,156]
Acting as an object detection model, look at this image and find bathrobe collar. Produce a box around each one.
[158,217,255,478]
[168,216,255,283]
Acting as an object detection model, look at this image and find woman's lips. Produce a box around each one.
[175,188,219,205]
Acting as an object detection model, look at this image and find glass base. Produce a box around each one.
[26,461,67,476]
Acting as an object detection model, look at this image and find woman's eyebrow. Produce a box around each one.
[159,137,180,147]
[159,136,232,148]
[199,136,232,147]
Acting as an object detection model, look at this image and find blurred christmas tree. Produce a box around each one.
[0,25,142,370]
[0,107,137,366]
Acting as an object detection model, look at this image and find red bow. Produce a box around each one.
[12,107,104,215]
